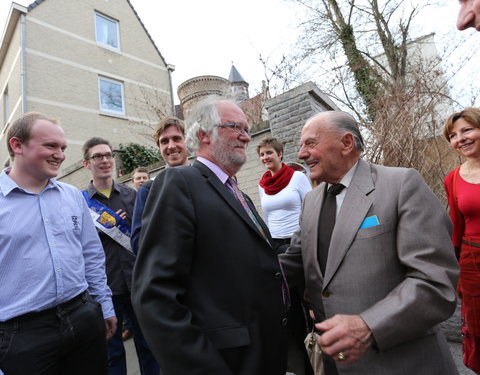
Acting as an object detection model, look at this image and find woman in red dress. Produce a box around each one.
[444,107,480,374]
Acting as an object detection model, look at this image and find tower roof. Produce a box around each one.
[228,65,247,84]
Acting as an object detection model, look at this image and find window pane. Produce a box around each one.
[99,79,124,113]
[95,14,119,49]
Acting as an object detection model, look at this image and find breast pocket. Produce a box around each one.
[50,206,84,237]
[355,221,394,240]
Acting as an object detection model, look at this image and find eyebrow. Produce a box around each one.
[301,136,317,143]
[160,135,183,141]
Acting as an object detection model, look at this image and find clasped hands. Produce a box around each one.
[315,314,374,365]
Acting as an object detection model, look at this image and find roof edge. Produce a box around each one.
[27,0,46,11]
[125,0,168,67]
[0,2,28,68]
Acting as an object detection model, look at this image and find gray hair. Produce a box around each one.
[313,111,364,152]
[185,95,238,153]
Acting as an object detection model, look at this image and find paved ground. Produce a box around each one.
[451,341,476,375]
[125,337,140,375]
[124,338,476,375]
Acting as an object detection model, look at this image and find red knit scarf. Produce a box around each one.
[259,163,295,195]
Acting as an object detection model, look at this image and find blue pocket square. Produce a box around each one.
[359,215,380,229]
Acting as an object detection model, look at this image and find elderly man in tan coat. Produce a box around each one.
[281,111,459,375]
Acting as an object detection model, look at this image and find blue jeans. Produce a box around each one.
[0,292,108,375]
[108,294,159,375]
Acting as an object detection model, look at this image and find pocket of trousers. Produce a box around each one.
[0,327,14,362]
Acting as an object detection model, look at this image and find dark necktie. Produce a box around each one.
[318,183,345,275]
[225,177,291,309]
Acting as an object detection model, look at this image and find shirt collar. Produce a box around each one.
[328,160,359,190]
[86,179,118,198]
[196,157,230,184]
[0,167,59,196]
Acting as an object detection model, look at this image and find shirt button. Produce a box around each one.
[275,272,282,279]
[322,290,331,298]
[282,318,288,326]
[56,268,61,272]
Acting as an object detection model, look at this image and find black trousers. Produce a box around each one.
[273,238,314,375]
[0,292,108,375]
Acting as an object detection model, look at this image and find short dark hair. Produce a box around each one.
[256,137,284,157]
[7,112,59,158]
[82,137,112,159]
[132,166,149,176]
[443,107,480,141]
[153,117,185,146]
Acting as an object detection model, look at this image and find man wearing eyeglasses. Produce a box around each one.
[82,137,159,375]
[132,96,288,374]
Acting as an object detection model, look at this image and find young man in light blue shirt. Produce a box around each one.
[0,112,115,375]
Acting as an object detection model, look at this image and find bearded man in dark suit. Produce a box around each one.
[132,96,288,375]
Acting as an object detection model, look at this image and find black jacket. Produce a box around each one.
[132,161,288,374]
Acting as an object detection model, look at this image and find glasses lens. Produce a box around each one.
[92,153,114,161]
[235,124,250,135]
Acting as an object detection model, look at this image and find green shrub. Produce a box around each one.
[118,143,161,174]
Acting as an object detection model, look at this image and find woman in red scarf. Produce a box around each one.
[444,108,480,374]
[257,137,312,375]
[258,138,311,245]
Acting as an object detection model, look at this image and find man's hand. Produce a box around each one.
[315,314,373,365]
[115,209,127,220]
[105,316,117,340]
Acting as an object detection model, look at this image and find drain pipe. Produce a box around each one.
[20,13,27,113]
[167,64,175,116]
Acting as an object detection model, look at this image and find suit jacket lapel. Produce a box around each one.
[194,162,270,244]
[323,160,374,287]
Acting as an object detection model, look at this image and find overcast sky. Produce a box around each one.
[1,0,478,106]
[0,0,299,102]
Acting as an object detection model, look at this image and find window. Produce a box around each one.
[98,77,125,115]
[95,13,120,50]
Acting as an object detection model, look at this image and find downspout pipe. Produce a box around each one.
[20,13,26,113]
[167,64,175,116]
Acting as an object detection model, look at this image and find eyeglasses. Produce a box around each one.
[87,153,115,161]
[214,122,250,136]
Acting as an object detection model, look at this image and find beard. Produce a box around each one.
[211,136,247,172]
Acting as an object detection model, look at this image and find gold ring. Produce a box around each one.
[337,352,346,361]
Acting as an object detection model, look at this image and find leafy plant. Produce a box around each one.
[118,143,161,174]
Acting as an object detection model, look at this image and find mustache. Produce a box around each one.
[230,141,246,149]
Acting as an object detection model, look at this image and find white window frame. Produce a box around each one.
[94,12,120,51]
[98,76,125,116]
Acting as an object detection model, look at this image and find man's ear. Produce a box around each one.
[9,137,23,156]
[341,132,355,154]
[82,159,90,169]
[198,129,211,145]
